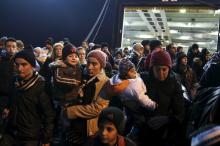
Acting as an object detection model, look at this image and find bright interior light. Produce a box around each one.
[209,31,218,35]
[152,8,160,13]
[214,9,220,15]
[137,34,153,38]
[178,36,192,40]
[170,30,178,34]
[124,21,129,25]
[179,9,186,13]
[197,42,207,45]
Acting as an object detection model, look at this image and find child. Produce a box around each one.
[52,43,82,102]
[85,107,136,146]
[107,58,157,141]
[51,43,82,145]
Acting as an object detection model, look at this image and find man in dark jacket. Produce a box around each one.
[140,50,185,146]
[0,38,18,113]
[1,47,55,146]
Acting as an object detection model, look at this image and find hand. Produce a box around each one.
[105,80,130,97]
[42,143,50,146]
[147,116,169,130]
[2,108,10,119]
[56,60,67,68]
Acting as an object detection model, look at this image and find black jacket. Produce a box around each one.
[0,54,14,96]
[8,75,55,143]
[141,71,185,124]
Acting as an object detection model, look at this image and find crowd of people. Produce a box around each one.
[0,36,219,146]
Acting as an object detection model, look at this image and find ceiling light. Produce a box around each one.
[209,31,218,35]
[152,7,160,13]
[178,36,192,40]
[214,9,220,16]
[197,42,207,45]
[137,34,153,39]
[170,30,178,34]
[179,9,186,13]
[124,21,129,25]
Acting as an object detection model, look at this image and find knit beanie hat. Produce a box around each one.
[62,43,77,60]
[53,42,64,48]
[98,107,125,135]
[119,58,135,77]
[150,50,172,68]
[87,50,107,68]
[14,45,36,67]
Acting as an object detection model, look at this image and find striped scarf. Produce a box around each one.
[14,72,40,91]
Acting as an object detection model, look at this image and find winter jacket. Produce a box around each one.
[200,63,220,88]
[53,64,82,101]
[141,71,185,125]
[109,74,156,109]
[0,54,15,96]
[7,73,55,144]
[66,71,109,136]
[129,51,141,67]
[139,71,185,146]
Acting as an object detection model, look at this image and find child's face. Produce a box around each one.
[98,121,118,146]
[127,67,137,79]
[65,53,78,66]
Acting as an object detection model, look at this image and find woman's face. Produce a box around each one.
[87,57,102,77]
[54,45,63,58]
[98,121,118,146]
[78,49,86,61]
[180,57,188,65]
[152,65,169,81]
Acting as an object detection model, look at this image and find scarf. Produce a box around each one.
[14,71,40,91]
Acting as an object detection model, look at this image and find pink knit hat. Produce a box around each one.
[150,50,172,68]
[87,50,107,68]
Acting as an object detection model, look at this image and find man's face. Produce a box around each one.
[15,58,34,80]
[6,41,18,55]
[98,121,118,146]
[87,57,102,77]
[170,45,177,55]
[193,48,199,54]
[134,45,144,55]
[153,65,169,81]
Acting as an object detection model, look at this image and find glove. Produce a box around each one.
[147,116,169,130]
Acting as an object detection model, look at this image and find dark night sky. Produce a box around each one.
[0,0,116,47]
[0,0,219,48]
